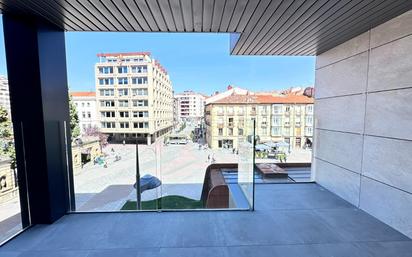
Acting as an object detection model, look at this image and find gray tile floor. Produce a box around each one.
[1,183,411,257]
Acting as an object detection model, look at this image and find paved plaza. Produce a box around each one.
[74,142,239,211]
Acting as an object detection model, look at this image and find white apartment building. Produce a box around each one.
[70,92,99,133]
[174,90,205,124]
[95,52,173,144]
[0,76,11,116]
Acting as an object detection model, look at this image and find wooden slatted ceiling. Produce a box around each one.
[1,0,412,56]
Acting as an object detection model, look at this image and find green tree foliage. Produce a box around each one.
[0,107,16,168]
[69,93,80,139]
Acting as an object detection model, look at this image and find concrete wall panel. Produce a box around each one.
[316,32,369,69]
[360,177,412,238]
[315,95,365,134]
[315,52,368,98]
[363,136,412,194]
[315,129,363,173]
[371,10,412,48]
[365,88,412,140]
[368,36,412,92]
[314,158,360,206]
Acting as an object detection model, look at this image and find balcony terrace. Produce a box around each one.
[1,183,411,256]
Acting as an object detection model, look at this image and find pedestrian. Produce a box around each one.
[207,154,210,162]
[232,148,236,154]
[122,140,126,146]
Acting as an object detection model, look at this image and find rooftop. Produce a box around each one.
[208,93,314,105]
[70,92,96,97]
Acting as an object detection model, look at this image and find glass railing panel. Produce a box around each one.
[0,120,25,243]
[69,126,142,212]
[237,119,256,209]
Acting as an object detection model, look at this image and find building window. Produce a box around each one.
[285,106,291,113]
[271,127,281,136]
[99,66,113,74]
[306,104,314,114]
[99,89,114,96]
[118,66,128,74]
[306,116,313,125]
[218,128,223,136]
[228,128,233,136]
[82,112,86,118]
[82,103,85,107]
[133,100,148,107]
[118,100,129,107]
[99,78,114,85]
[87,102,90,107]
[259,105,268,114]
[118,77,128,85]
[87,112,91,118]
[132,77,148,84]
[272,116,282,126]
[272,104,282,114]
[101,100,115,107]
[133,122,149,128]
[101,111,115,118]
[131,65,148,73]
[133,111,149,118]
[238,128,244,136]
[132,88,148,96]
[119,111,129,118]
[120,122,129,128]
[101,122,115,128]
[305,127,313,136]
[118,88,128,96]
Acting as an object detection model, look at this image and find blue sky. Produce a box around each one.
[0,15,315,95]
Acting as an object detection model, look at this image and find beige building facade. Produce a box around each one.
[95,52,173,144]
[0,76,11,116]
[206,90,314,150]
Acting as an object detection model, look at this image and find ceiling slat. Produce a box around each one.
[202,0,214,32]
[134,0,160,31]
[192,0,203,32]
[180,0,194,31]
[88,0,124,31]
[238,0,299,55]
[232,0,278,54]
[256,0,351,55]
[158,0,177,31]
[219,0,237,32]
[273,0,371,55]
[248,0,330,55]
[63,0,109,31]
[112,0,145,31]
[169,0,185,31]
[288,0,405,55]
[227,0,249,32]
[211,0,226,32]
[49,0,99,31]
[299,0,412,55]
[1,0,412,56]
[146,0,168,31]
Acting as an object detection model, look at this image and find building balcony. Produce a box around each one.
[1,183,410,256]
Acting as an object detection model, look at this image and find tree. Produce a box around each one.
[0,107,16,169]
[69,93,80,139]
[84,126,108,149]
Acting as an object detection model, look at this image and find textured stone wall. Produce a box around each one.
[314,10,412,238]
